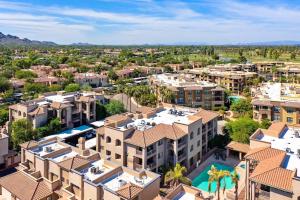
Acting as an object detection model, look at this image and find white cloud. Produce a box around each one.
[0,0,300,44]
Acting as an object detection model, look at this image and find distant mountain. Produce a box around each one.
[70,42,96,46]
[225,41,300,46]
[0,32,57,46]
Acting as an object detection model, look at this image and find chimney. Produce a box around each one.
[78,137,86,151]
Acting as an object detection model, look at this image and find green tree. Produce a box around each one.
[230,99,252,117]
[108,70,118,81]
[0,77,12,93]
[260,118,271,129]
[15,70,37,79]
[48,118,61,133]
[208,165,231,200]
[0,108,8,126]
[65,83,80,92]
[231,170,239,200]
[225,117,259,144]
[81,84,92,91]
[165,163,191,187]
[96,101,107,120]
[105,100,126,116]
[24,82,49,95]
[49,84,63,92]
[11,119,34,149]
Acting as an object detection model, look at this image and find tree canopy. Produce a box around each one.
[65,83,80,92]
[104,100,126,116]
[225,117,260,144]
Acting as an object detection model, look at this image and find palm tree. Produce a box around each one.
[231,169,239,200]
[208,165,231,200]
[160,86,175,103]
[164,163,191,187]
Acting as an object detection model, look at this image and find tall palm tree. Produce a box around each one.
[164,163,191,187]
[231,169,239,200]
[208,165,231,200]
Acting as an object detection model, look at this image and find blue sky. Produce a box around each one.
[1,0,300,44]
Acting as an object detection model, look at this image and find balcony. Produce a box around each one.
[147,149,156,156]
[147,162,156,169]
[178,142,186,149]
[178,153,186,161]
[136,149,143,156]
[134,163,143,170]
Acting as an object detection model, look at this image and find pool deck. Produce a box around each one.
[188,153,246,200]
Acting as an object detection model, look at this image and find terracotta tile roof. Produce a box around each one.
[226,141,250,154]
[125,124,186,148]
[192,109,219,123]
[281,101,300,108]
[183,86,203,90]
[252,99,273,107]
[51,102,71,109]
[245,147,284,161]
[58,156,90,171]
[105,114,130,124]
[28,107,45,116]
[116,182,143,200]
[20,140,38,149]
[77,96,94,102]
[0,171,53,200]
[250,167,293,192]
[263,122,287,138]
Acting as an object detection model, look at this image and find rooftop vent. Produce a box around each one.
[44,146,53,153]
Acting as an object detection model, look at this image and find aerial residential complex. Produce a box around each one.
[0,137,160,200]
[252,82,300,125]
[150,74,225,109]
[185,64,257,93]
[97,104,219,173]
[9,91,104,129]
[245,122,300,200]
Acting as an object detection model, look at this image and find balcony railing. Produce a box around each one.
[178,153,186,161]
[147,162,156,169]
[178,142,186,148]
[136,149,143,155]
[147,149,156,156]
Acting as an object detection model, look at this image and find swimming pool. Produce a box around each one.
[192,163,235,192]
[229,96,242,103]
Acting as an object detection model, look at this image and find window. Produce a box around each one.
[106,136,111,143]
[197,140,200,147]
[287,117,293,123]
[197,128,200,135]
[106,150,111,155]
[158,152,163,159]
[190,132,194,140]
[190,145,194,152]
[115,139,121,146]
[286,108,294,113]
[158,140,163,146]
[115,154,121,159]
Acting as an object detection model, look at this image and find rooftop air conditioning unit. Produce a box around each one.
[90,167,97,174]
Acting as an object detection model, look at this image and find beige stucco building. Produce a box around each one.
[96,104,219,173]
[74,73,109,88]
[8,91,103,129]
[150,74,225,110]
[245,122,300,200]
[252,83,300,125]
[0,137,160,200]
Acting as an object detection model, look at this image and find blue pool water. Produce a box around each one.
[229,96,242,103]
[192,163,236,192]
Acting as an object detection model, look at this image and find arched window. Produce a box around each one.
[106,136,111,143]
[197,128,200,135]
[115,139,121,146]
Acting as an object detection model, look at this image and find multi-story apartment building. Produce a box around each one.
[8,91,103,129]
[186,66,257,93]
[74,73,109,88]
[252,82,300,125]
[96,104,219,173]
[0,137,160,200]
[245,122,300,200]
[150,74,224,110]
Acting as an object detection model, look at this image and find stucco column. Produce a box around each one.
[86,102,91,122]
